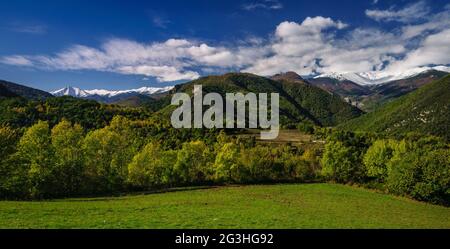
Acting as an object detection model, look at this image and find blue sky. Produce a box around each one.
[0,0,449,91]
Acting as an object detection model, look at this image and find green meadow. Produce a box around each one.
[1,183,449,229]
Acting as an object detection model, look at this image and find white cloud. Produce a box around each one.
[0,55,34,66]
[1,38,239,82]
[243,16,404,75]
[401,7,450,39]
[242,0,283,11]
[118,65,199,82]
[365,1,430,23]
[387,29,450,72]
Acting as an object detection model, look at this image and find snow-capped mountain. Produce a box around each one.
[51,86,174,103]
[313,66,450,85]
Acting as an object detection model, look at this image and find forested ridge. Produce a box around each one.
[340,75,450,141]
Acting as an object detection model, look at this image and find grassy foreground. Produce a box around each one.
[0,183,449,228]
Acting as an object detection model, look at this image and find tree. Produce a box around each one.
[0,125,23,198]
[320,131,370,183]
[363,139,397,181]
[16,121,54,198]
[414,149,450,205]
[51,119,85,195]
[321,140,364,183]
[301,148,320,177]
[0,125,18,160]
[128,142,176,188]
[174,141,213,184]
[82,127,127,193]
[214,142,241,182]
[82,116,141,193]
[386,138,450,205]
[239,145,276,182]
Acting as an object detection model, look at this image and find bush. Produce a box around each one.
[297,122,314,134]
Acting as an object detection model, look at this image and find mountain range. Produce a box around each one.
[1,68,449,140]
[50,86,174,103]
[311,66,450,85]
[43,66,449,108]
[309,68,449,111]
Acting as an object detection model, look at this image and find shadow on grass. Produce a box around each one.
[61,185,224,202]
[61,181,323,202]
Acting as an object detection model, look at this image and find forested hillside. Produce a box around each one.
[158,72,362,127]
[340,75,450,141]
[0,80,52,99]
[0,96,152,130]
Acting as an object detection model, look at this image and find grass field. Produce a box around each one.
[0,183,449,228]
[235,129,315,144]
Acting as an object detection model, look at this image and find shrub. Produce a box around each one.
[297,122,314,134]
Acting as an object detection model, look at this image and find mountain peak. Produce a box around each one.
[51,86,87,97]
[270,71,306,83]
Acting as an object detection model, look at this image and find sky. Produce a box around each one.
[0,0,449,91]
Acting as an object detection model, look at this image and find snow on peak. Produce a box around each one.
[313,72,347,81]
[51,86,90,97]
[51,85,174,98]
[313,66,450,85]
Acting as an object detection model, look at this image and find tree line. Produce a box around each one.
[0,116,320,199]
[1,115,447,206]
[321,130,449,205]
